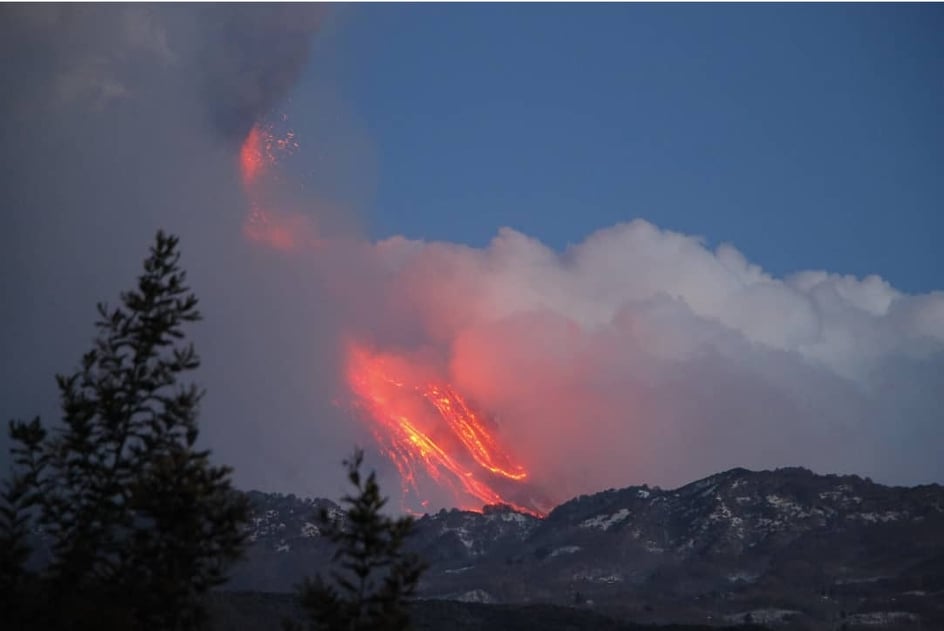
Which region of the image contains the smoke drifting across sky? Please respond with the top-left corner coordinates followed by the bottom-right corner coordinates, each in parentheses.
top-left (1, 6), bottom-right (942, 509)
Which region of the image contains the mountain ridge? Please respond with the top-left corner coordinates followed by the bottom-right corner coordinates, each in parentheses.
top-left (230, 466), bottom-right (944, 629)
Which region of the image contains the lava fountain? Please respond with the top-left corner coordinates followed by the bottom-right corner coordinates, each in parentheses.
top-left (239, 121), bottom-right (314, 251)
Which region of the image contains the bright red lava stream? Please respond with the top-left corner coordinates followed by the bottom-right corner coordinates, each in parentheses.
top-left (345, 344), bottom-right (544, 517)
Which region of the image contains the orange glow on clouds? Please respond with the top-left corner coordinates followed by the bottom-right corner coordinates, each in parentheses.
top-left (242, 205), bottom-right (318, 252)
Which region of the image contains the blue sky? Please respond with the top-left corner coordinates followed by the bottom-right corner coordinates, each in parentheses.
top-left (287, 3), bottom-right (942, 293)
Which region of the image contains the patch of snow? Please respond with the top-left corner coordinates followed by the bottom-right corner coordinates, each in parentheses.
top-left (573, 569), bottom-right (623, 584)
top-left (727, 571), bottom-right (759, 584)
top-left (444, 566), bottom-right (473, 574)
top-left (549, 545), bottom-right (582, 558)
top-left (439, 525), bottom-right (475, 553)
top-left (766, 494), bottom-right (799, 510)
top-left (697, 482), bottom-right (719, 497)
top-left (820, 486), bottom-right (864, 507)
top-left (580, 508), bottom-right (631, 531)
top-left (643, 540), bottom-right (664, 553)
top-left (637, 489), bottom-right (650, 499)
top-left (301, 522), bottom-right (319, 537)
top-left (705, 495), bottom-right (746, 538)
top-left (324, 507), bottom-right (344, 522)
top-left (723, 609), bottom-right (800, 625)
top-left (835, 576), bottom-right (888, 585)
top-left (485, 510), bottom-right (532, 525)
top-left (276, 542), bottom-right (290, 553)
top-left (709, 495), bottom-right (733, 520)
top-left (847, 611), bottom-right (919, 625)
top-left (454, 589), bottom-right (494, 604)
top-left (765, 495), bottom-right (812, 519)
top-left (849, 511), bottom-right (903, 523)
top-left (501, 512), bottom-right (529, 523)
top-left (454, 528), bottom-right (474, 551)
top-left (757, 517), bottom-right (782, 530)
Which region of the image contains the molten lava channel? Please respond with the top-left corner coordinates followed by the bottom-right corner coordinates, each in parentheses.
top-left (345, 344), bottom-right (543, 517)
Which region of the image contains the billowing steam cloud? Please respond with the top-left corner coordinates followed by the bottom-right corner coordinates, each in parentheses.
top-left (2, 6), bottom-right (942, 510)
top-left (325, 224), bottom-right (944, 503)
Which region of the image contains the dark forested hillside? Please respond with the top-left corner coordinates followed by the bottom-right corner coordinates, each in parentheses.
top-left (207, 592), bottom-right (764, 631)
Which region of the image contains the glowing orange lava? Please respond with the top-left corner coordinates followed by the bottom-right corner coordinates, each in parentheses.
top-left (345, 343), bottom-right (542, 516)
top-left (240, 122), bottom-right (298, 187)
top-left (239, 122), bottom-right (311, 252)
top-left (240, 125), bottom-right (265, 185)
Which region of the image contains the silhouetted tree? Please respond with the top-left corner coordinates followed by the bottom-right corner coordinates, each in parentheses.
top-left (1, 231), bottom-right (249, 630)
top-left (0, 418), bottom-right (46, 623)
top-left (296, 449), bottom-right (427, 631)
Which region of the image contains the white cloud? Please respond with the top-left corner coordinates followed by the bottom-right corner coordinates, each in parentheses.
top-left (340, 219), bottom-right (944, 499)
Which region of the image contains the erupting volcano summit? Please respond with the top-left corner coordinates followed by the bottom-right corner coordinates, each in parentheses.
top-left (238, 125), bottom-right (546, 515)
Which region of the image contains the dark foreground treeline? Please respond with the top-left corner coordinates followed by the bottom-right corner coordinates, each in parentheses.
top-left (207, 592), bottom-right (766, 631)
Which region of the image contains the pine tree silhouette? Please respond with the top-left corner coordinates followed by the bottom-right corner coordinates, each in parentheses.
top-left (296, 449), bottom-right (427, 631)
top-left (1, 231), bottom-right (249, 630)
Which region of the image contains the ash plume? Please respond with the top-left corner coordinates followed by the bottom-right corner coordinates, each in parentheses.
top-left (0, 5), bottom-right (357, 498)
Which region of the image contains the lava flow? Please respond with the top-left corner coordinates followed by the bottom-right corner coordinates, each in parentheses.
top-left (345, 343), bottom-right (544, 516)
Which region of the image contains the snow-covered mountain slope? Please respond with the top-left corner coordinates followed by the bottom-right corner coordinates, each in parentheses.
top-left (232, 468), bottom-right (944, 629)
